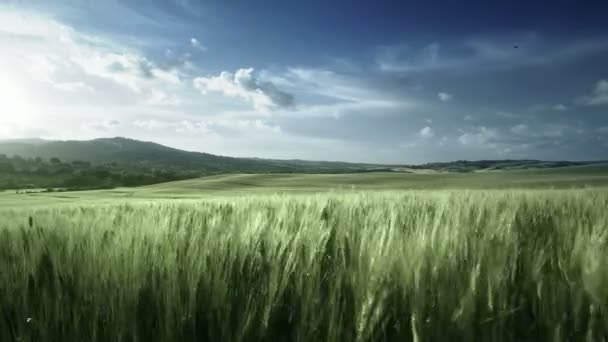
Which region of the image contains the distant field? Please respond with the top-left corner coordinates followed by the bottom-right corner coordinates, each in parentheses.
top-left (1, 166), bottom-right (607, 341)
top-left (1, 164), bottom-right (607, 208)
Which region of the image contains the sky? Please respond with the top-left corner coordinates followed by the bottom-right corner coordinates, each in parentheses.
top-left (0, 0), bottom-right (607, 163)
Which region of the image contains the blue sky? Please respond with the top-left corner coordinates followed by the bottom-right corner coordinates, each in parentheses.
top-left (0, 0), bottom-right (607, 163)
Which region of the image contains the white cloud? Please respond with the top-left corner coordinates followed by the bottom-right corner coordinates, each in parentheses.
top-left (291, 100), bottom-right (403, 119)
top-left (377, 35), bottom-right (608, 74)
top-left (0, 9), bottom-right (405, 160)
top-left (458, 126), bottom-right (498, 146)
top-left (85, 119), bottom-right (121, 132)
top-left (132, 118), bottom-right (280, 135)
top-left (133, 119), bottom-right (171, 130)
top-left (582, 80), bottom-right (608, 106)
top-left (236, 119), bottom-right (281, 133)
top-left (528, 103), bottom-right (571, 114)
top-left (282, 67), bottom-right (406, 105)
top-left (0, 10), bottom-right (69, 40)
top-left (463, 115), bottom-right (474, 121)
top-left (263, 67), bottom-right (414, 118)
top-left (510, 124), bottom-right (529, 135)
top-left (418, 126), bottom-right (434, 138)
top-left (0, 9), bottom-right (193, 141)
top-left (377, 42), bottom-right (444, 73)
top-left (438, 92), bottom-right (453, 102)
top-left (27, 55), bottom-right (95, 92)
top-left (145, 89), bottom-right (181, 106)
top-left (134, 119), bottom-right (217, 135)
top-left (70, 51), bottom-right (181, 92)
top-left (54, 81), bottom-right (95, 92)
top-left (553, 104), bottom-right (567, 111)
top-left (2, 9), bottom-right (181, 94)
top-left (193, 68), bottom-right (294, 112)
top-left (190, 37), bottom-right (206, 51)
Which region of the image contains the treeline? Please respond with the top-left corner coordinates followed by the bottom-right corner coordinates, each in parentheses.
top-left (409, 160), bottom-right (590, 172)
top-left (0, 154), bottom-right (202, 190)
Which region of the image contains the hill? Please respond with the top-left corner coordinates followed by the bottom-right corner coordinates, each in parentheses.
top-left (411, 159), bottom-right (605, 172)
top-left (0, 137), bottom-right (606, 190)
top-left (0, 137), bottom-right (293, 172)
top-left (1, 137), bottom-right (605, 172)
top-left (0, 137), bottom-right (395, 190)
top-left (0, 137), bottom-right (399, 173)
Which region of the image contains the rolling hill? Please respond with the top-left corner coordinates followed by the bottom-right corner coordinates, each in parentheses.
top-left (1, 137), bottom-right (606, 173)
top-left (0, 137), bottom-right (391, 173)
top-left (0, 137), bottom-right (606, 191)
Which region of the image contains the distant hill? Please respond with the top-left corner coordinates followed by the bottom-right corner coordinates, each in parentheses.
top-left (0, 137), bottom-right (385, 174)
top-left (410, 159), bottom-right (607, 172)
top-left (0, 137), bottom-right (605, 174)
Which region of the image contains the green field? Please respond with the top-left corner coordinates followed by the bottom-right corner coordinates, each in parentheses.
top-left (2, 163), bottom-right (607, 208)
top-left (1, 167), bottom-right (608, 341)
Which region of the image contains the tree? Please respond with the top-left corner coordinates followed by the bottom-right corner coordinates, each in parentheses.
top-left (50, 157), bottom-right (61, 164)
top-left (0, 162), bottom-right (14, 173)
top-left (72, 160), bottom-right (91, 168)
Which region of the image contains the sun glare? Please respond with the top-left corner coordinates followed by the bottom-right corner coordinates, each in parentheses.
top-left (0, 64), bottom-right (37, 129)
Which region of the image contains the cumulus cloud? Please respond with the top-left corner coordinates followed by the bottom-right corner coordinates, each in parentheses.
top-left (79, 52), bottom-right (181, 91)
top-left (193, 68), bottom-right (294, 111)
top-left (2, 10), bottom-right (181, 95)
top-left (458, 126), bottom-right (498, 146)
top-left (582, 80), bottom-right (608, 106)
top-left (0, 9), bottom-right (193, 141)
top-left (418, 126), bottom-right (434, 138)
top-left (438, 92), bottom-right (453, 102)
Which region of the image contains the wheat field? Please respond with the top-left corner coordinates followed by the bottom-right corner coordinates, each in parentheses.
top-left (1, 189), bottom-right (607, 341)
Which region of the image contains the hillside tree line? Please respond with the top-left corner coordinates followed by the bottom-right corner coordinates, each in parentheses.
top-left (0, 154), bottom-right (202, 190)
